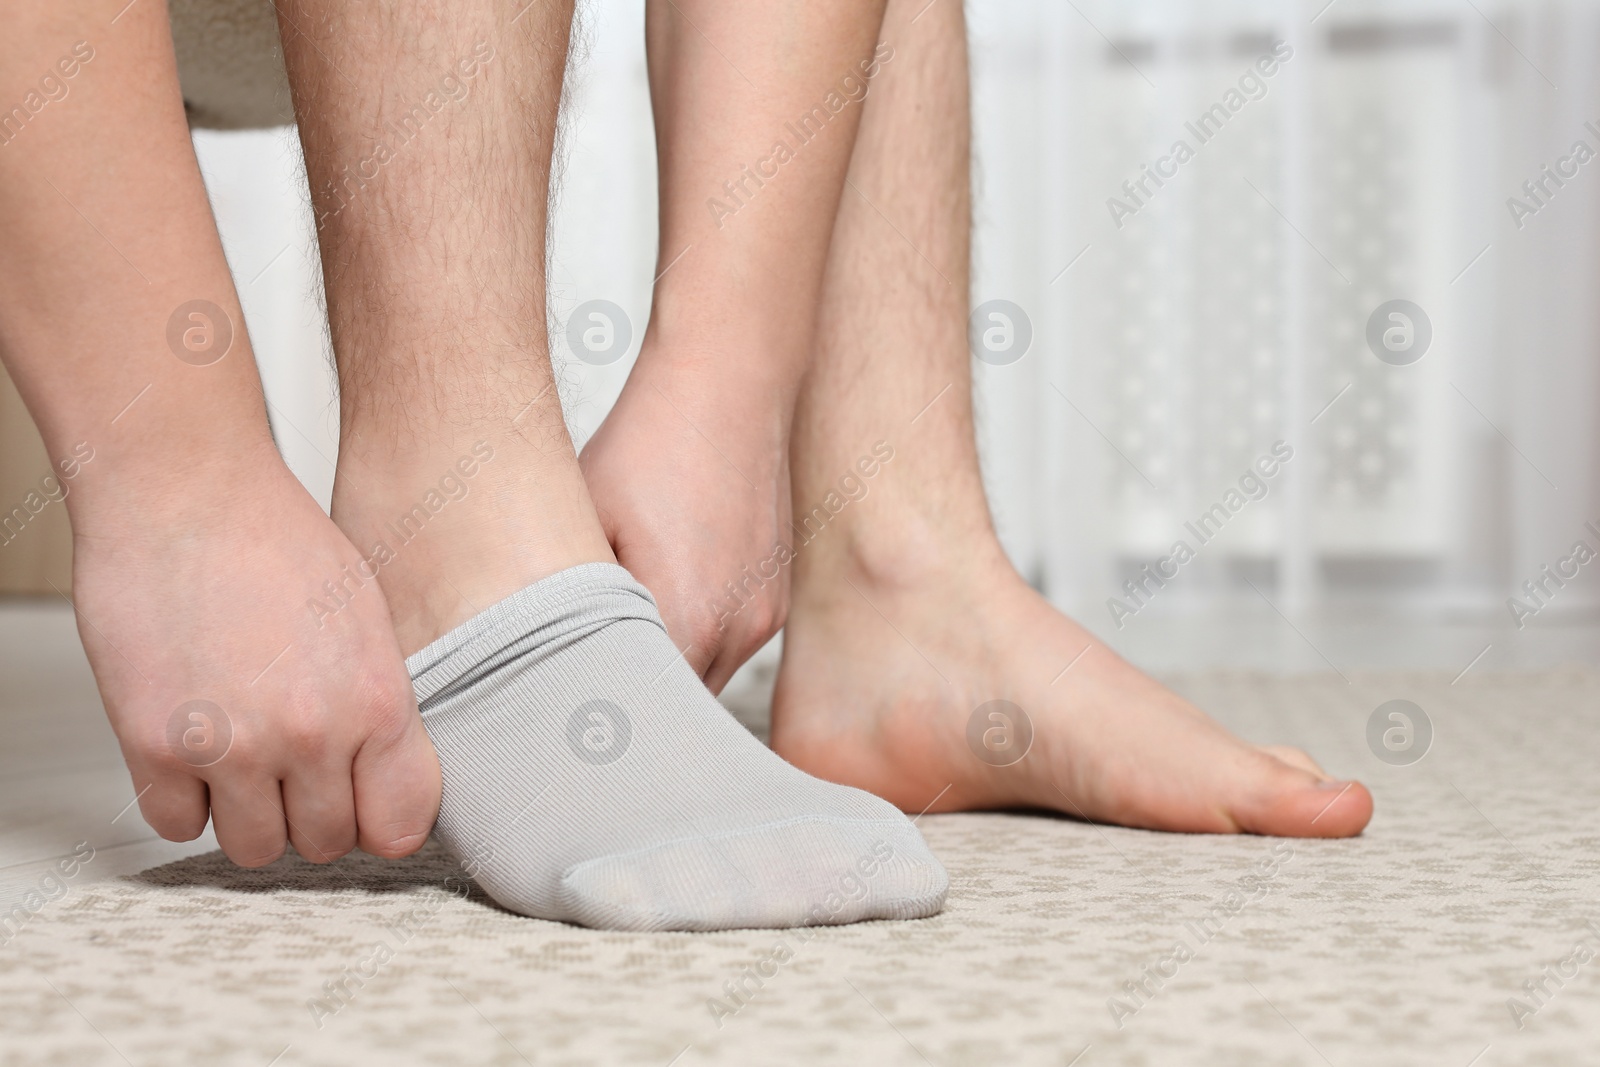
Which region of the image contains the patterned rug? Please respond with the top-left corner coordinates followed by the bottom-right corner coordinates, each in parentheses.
top-left (3, 669), bottom-right (1597, 1066)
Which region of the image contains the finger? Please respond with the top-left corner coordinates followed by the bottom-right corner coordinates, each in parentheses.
top-left (208, 775), bottom-right (290, 868)
top-left (671, 604), bottom-right (730, 692)
top-left (701, 614), bottom-right (779, 696)
top-left (702, 647), bottom-right (739, 697)
top-left (689, 638), bottom-right (724, 689)
top-left (281, 765), bottom-right (358, 864)
top-left (352, 713), bottom-right (440, 859)
top-left (130, 768), bottom-right (210, 842)
top-left (626, 575), bottom-right (717, 682)
top-left (697, 584), bottom-right (787, 695)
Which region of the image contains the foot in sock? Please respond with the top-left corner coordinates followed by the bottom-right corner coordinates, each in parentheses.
top-left (407, 562), bottom-right (948, 932)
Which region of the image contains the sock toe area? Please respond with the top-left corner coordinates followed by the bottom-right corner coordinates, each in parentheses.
top-left (557, 815), bottom-right (949, 932)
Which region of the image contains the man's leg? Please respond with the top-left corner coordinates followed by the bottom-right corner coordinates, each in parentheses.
top-left (275, 0), bottom-right (608, 647)
top-left (770, 0), bottom-right (1372, 837)
top-left (274, 0), bottom-right (945, 929)
top-left (581, 0), bottom-right (889, 693)
top-left (0, 0), bottom-right (438, 867)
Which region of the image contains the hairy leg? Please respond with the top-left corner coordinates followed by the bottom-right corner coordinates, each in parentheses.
top-left (770, 0), bottom-right (1372, 838)
top-left (274, 0), bottom-right (945, 929)
top-left (580, 0), bottom-right (889, 692)
top-left (0, 0), bottom-right (437, 866)
top-left (274, 0), bottom-right (612, 650)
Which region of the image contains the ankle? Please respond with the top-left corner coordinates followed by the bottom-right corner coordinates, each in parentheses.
top-left (791, 503), bottom-right (1015, 613)
top-left (332, 435), bottom-right (613, 653)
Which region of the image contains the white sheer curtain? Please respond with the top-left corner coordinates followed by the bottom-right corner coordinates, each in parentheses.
top-left (967, 0), bottom-right (1600, 632)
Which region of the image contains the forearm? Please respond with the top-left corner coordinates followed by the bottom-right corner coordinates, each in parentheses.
top-left (642, 0), bottom-right (890, 410)
top-left (0, 1), bottom-right (278, 531)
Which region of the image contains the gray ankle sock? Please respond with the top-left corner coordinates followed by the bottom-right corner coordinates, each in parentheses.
top-left (407, 562), bottom-right (948, 931)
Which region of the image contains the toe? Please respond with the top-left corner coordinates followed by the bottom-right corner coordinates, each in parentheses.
top-left (1257, 744), bottom-right (1329, 780)
top-left (1230, 751), bottom-right (1373, 838)
top-left (558, 816), bottom-right (949, 931)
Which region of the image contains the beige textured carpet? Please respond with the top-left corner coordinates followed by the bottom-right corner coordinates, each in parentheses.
top-left (4, 670), bottom-right (1598, 1066)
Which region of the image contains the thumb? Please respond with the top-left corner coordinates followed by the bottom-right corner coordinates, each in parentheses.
top-left (352, 706), bottom-right (440, 859)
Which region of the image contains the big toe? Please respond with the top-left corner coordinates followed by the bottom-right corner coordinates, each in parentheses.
top-left (1257, 744), bottom-right (1328, 779)
top-left (1230, 752), bottom-right (1373, 838)
top-left (558, 815), bottom-right (950, 932)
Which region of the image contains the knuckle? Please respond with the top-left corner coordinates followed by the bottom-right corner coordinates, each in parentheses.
top-left (139, 745), bottom-right (193, 778)
top-left (212, 743), bottom-right (267, 778)
top-left (125, 723), bottom-right (185, 773)
top-left (351, 671), bottom-right (419, 739)
top-left (749, 600), bottom-right (787, 643)
top-left (281, 707), bottom-right (337, 764)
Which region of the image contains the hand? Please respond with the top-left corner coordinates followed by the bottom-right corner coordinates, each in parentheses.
top-left (581, 356), bottom-right (792, 694)
top-left (69, 446), bottom-right (440, 866)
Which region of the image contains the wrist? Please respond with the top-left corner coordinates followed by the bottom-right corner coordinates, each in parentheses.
top-left (635, 317), bottom-right (808, 408)
top-left (62, 432), bottom-right (293, 541)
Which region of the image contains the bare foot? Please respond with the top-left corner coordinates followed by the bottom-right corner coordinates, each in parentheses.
top-left (771, 548), bottom-right (1373, 838)
top-left (582, 348), bottom-right (794, 694)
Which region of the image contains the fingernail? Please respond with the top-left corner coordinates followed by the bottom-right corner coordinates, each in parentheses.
top-left (1317, 779), bottom-right (1355, 791)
